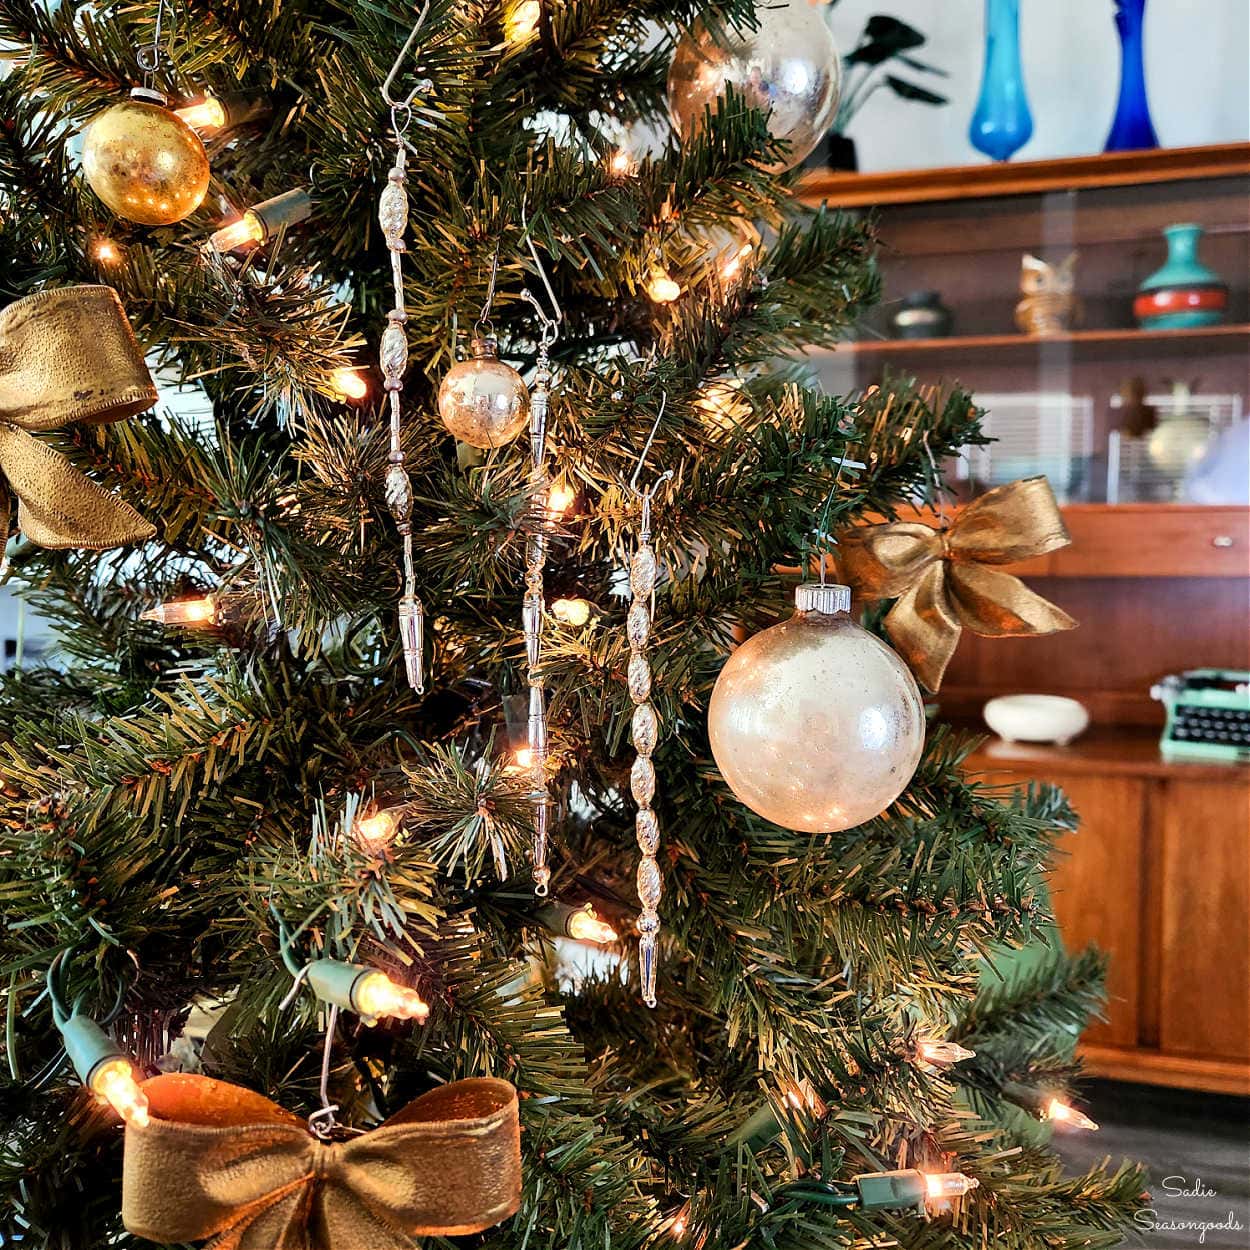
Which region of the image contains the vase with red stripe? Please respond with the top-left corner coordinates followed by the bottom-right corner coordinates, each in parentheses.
top-left (1135, 223), bottom-right (1228, 330)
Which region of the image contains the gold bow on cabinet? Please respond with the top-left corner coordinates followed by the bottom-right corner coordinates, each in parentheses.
top-left (122, 1073), bottom-right (522, 1250)
top-left (0, 285), bottom-right (156, 551)
top-left (837, 477), bottom-right (1077, 693)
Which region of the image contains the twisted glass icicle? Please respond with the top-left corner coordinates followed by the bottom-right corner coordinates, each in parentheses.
top-left (524, 341), bottom-right (553, 895)
top-left (377, 139), bottom-right (424, 692)
top-left (628, 503), bottom-right (662, 1006)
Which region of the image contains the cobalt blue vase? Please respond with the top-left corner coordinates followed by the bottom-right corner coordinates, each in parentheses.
top-left (1105, 0), bottom-right (1159, 151)
top-left (969, 0), bottom-right (1033, 162)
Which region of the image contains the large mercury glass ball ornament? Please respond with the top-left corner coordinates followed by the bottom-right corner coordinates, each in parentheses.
top-left (81, 89), bottom-right (210, 226)
top-left (708, 583), bottom-right (925, 833)
top-left (437, 335), bottom-right (530, 449)
top-left (667, 0), bottom-right (842, 174)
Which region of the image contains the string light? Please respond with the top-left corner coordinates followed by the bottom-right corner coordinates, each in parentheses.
top-left (916, 1039), bottom-right (976, 1066)
top-left (353, 806), bottom-right (400, 853)
top-left (607, 148), bottom-right (635, 177)
top-left (174, 94), bottom-right (227, 132)
top-left (505, 0), bottom-right (541, 43)
top-left (566, 905), bottom-right (617, 945)
top-left (330, 367), bottom-right (369, 401)
top-left (56, 1014), bottom-right (150, 1127)
top-left (513, 746), bottom-right (534, 770)
top-left (923, 1171), bottom-right (980, 1201)
top-left (551, 597), bottom-right (592, 627)
top-left (719, 241), bottom-right (752, 282)
top-left (351, 970), bottom-right (429, 1024)
top-left (306, 959), bottom-right (429, 1026)
top-left (90, 1056), bottom-right (151, 1127)
top-left (90, 236), bottom-right (123, 266)
top-left (695, 379), bottom-right (749, 430)
top-left (140, 595), bottom-right (218, 627)
top-left (853, 1167), bottom-right (978, 1213)
top-left (208, 188), bottom-right (312, 254)
top-left (547, 480), bottom-right (576, 516)
top-left (667, 1202), bottom-right (691, 1240)
top-left (1044, 1097), bottom-right (1099, 1131)
top-left (780, 1076), bottom-right (826, 1115)
top-left (646, 270), bottom-right (682, 304)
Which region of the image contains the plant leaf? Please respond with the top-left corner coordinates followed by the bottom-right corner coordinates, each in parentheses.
top-left (884, 75), bottom-right (949, 106)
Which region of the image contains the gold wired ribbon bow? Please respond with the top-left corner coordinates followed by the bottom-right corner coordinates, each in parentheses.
top-left (122, 1073), bottom-right (522, 1250)
top-left (0, 285), bottom-right (156, 551)
top-left (836, 476), bottom-right (1077, 693)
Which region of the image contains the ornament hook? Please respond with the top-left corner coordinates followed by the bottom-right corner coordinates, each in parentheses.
top-left (136, 0), bottom-right (172, 80)
top-left (474, 242), bottom-right (502, 339)
top-left (381, 0), bottom-right (434, 151)
top-left (518, 198), bottom-right (563, 351)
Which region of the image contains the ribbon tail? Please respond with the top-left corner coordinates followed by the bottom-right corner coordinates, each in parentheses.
top-left (0, 423), bottom-right (155, 549)
top-left (947, 564), bottom-right (1078, 638)
top-left (883, 563), bottom-right (961, 693)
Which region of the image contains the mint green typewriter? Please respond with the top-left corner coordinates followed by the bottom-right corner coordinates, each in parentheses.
top-left (1151, 669), bottom-right (1250, 763)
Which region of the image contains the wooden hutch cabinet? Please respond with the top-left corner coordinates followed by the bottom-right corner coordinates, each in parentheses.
top-left (799, 146), bottom-right (1250, 1095)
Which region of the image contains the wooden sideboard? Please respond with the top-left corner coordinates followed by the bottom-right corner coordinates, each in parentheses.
top-left (965, 732), bottom-right (1250, 1096)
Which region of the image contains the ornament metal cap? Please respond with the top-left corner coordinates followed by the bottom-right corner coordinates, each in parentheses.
top-left (129, 85), bottom-right (170, 106)
top-left (470, 334), bottom-right (499, 360)
top-left (794, 582), bottom-right (851, 614)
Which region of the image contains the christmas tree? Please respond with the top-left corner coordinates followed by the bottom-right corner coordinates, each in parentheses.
top-left (0, 2), bottom-right (1144, 1248)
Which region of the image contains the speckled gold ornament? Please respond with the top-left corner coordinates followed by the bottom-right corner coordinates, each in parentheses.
top-left (708, 583), bottom-right (925, 833)
top-left (437, 335), bottom-right (529, 448)
top-left (81, 94), bottom-right (209, 226)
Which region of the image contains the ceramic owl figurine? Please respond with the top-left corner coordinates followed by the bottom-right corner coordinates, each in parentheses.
top-left (1015, 253), bottom-right (1081, 335)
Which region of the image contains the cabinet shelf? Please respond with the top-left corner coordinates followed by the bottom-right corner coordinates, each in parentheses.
top-left (797, 142), bottom-right (1250, 208)
top-left (832, 323), bottom-right (1250, 357)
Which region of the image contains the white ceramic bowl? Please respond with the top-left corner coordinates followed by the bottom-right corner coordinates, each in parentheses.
top-left (983, 694), bottom-right (1090, 746)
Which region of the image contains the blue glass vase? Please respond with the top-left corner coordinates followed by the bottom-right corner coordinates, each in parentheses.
top-left (969, 0), bottom-right (1033, 162)
top-left (1105, 0), bottom-right (1159, 151)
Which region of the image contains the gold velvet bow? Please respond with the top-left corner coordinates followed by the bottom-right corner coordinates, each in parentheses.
top-left (122, 1073), bottom-right (522, 1250)
top-left (837, 477), bottom-right (1077, 692)
top-left (0, 285), bottom-right (156, 551)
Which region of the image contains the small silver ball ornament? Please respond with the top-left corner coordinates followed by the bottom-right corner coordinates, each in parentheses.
top-left (708, 583), bottom-right (925, 833)
top-left (437, 335), bottom-right (530, 449)
top-left (667, 0), bottom-right (842, 174)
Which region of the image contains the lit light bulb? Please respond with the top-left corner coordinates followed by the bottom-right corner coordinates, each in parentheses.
top-left (208, 211), bottom-right (265, 254)
top-left (140, 595), bottom-right (218, 627)
top-left (646, 270), bottom-right (681, 304)
top-left (695, 379), bottom-right (748, 430)
top-left (923, 1171), bottom-right (979, 1202)
top-left (551, 597), bottom-right (592, 627)
top-left (505, 0), bottom-right (541, 43)
top-left (608, 148), bottom-right (635, 177)
top-left (353, 807), bottom-right (400, 852)
top-left (547, 481), bottom-right (576, 515)
top-left (91, 236), bottom-right (122, 265)
top-left (330, 367), bottom-right (369, 400)
top-left (1045, 1097), bottom-right (1099, 1131)
top-left (175, 95), bottom-right (227, 132)
top-left (352, 970), bottom-right (430, 1024)
top-left (917, 1039), bottom-right (976, 1066)
top-left (719, 242), bottom-right (752, 282)
top-left (89, 1056), bottom-right (150, 1128)
top-left (566, 905), bottom-right (617, 945)
top-left (779, 1076), bottom-right (826, 1116)
top-left (513, 746), bottom-right (534, 770)
top-left (667, 1203), bottom-right (691, 1240)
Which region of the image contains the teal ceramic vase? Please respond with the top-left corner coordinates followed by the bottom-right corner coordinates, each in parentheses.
top-left (1134, 224), bottom-right (1228, 330)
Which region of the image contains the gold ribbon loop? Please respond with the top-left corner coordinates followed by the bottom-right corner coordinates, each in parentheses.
top-left (122, 1073), bottom-right (522, 1250)
top-left (0, 285), bottom-right (157, 550)
top-left (838, 477), bottom-right (1077, 692)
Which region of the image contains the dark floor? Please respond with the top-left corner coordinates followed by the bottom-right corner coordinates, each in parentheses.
top-left (1054, 1080), bottom-right (1249, 1249)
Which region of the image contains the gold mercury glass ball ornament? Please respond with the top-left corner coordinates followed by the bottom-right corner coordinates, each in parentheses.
top-left (667, 0), bottom-right (842, 174)
top-left (81, 88), bottom-right (210, 226)
top-left (708, 583), bottom-right (925, 833)
top-left (437, 335), bottom-right (530, 449)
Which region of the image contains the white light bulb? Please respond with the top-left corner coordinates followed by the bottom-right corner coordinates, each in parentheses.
top-left (352, 970), bottom-right (429, 1024)
top-left (1045, 1097), bottom-right (1099, 1131)
top-left (90, 1057), bottom-right (150, 1127)
top-left (567, 906), bottom-right (617, 945)
top-left (924, 1171), bottom-right (979, 1201)
top-left (917, 1039), bottom-right (976, 1066)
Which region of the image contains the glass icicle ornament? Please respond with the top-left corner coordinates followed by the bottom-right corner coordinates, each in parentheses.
top-left (376, 70), bottom-right (429, 694)
top-left (626, 479), bottom-right (669, 1007)
top-left (667, 0), bottom-right (843, 174)
top-left (708, 583), bottom-right (925, 833)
